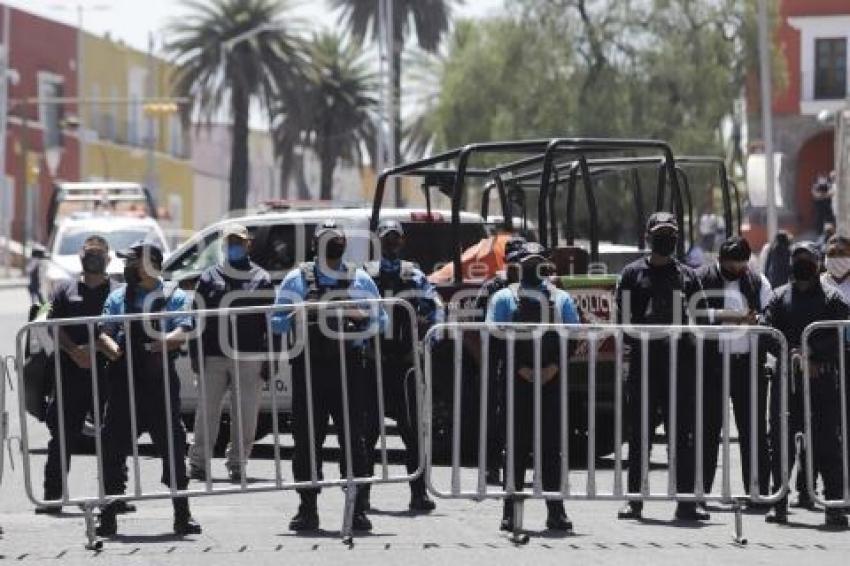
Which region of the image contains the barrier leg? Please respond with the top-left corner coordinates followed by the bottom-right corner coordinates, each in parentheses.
top-left (341, 484), bottom-right (357, 546)
top-left (82, 503), bottom-right (102, 551)
top-left (732, 499), bottom-right (747, 545)
top-left (511, 498), bottom-right (529, 545)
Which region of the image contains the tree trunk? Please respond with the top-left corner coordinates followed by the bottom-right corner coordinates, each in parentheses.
top-left (392, 29), bottom-right (404, 207)
top-left (296, 150), bottom-right (310, 200)
top-left (229, 85), bottom-right (250, 212)
top-left (319, 151), bottom-right (335, 201)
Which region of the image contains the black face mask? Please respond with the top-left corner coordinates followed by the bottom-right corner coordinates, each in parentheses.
top-left (650, 233), bottom-right (677, 257)
top-left (792, 260), bottom-right (818, 282)
top-left (383, 246), bottom-right (401, 260)
top-left (521, 263), bottom-right (543, 286)
top-left (325, 240), bottom-right (346, 260)
top-left (81, 252), bottom-right (107, 274)
top-left (123, 264), bottom-right (141, 287)
top-left (720, 266), bottom-right (743, 281)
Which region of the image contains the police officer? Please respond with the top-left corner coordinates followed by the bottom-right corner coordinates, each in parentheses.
top-left (39, 235), bottom-right (122, 513)
top-left (272, 220), bottom-right (384, 532)
top-left (763, 241), bottom-right (849, 527)
top-left (361, 219), bottom-right (440, 512)
top-left (95, 240), bottom-right (201, 537)
top-left (474, 235), bottom-right (526, 484)
top-left (487, 242), bottom-right (579, 532)
top-left (616, 212), bottom-right (707, 521)
top-left (189, 223), bottom-right (273, 483)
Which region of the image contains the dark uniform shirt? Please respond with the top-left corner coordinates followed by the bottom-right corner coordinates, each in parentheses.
top-left (49, 279), bottom-right (113, 346)
top-left (193, 260), bottom-right (274, 356)
top-left (762, 281), bottom-right (850, 362)
top-left (615, 256), bottom-right (703, 325)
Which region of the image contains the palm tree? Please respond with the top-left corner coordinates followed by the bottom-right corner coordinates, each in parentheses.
top-left (166, 0), bottom-right (302, 212)
top-left (331, 0), bottom-right (454, 202)
top-left (274, 32), bottom-right (377, 201)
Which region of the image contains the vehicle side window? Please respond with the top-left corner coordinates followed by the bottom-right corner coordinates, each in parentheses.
top-left (166, 230), bottom-right (222, 276)
top-left (249, 223), bottom-right (316, 279)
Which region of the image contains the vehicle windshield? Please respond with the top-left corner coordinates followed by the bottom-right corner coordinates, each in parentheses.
top-left (56, 227), bottom-right (164, 255)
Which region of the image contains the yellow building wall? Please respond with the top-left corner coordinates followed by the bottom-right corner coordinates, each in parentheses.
top-left (80, 32), bottom-right (192, 231)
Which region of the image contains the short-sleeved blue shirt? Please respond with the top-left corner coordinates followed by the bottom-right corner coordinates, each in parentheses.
top-left (271, 264), bottom-right (387, 335)
top-left (486, 282), bottom-right (580, 324)
top-left (101, 280), bottom-right (193, 341)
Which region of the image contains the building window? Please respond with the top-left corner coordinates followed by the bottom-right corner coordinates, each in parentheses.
top-left (814, 37), bottom-right (847, 100)
top-left (37, 72), bottom-right (64, 148)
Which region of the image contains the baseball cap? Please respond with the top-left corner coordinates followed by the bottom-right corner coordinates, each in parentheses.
top-left (314, 219), bottom-right (345, 241)
top-left (791, 240), bottom-right (820, 260)
top-left (222, 223), bottom-right (251, 241)
top-left (516, 242), bottom-right (548, 263)
top-left (117, 239), bottom-right (164, 264)
top-left (376, 219), bottom-right (404, 238)
top-left (646, 211), bottom-right (678, 233)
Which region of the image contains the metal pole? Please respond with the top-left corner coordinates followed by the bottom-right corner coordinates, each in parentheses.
top-left (0, 4), bottom-right (10, 277)
top-left (837, 101), bottom-right (850, 232)
top-left (77, 4), bottom-right (85, 182)
top-left (145, 31), bottom-right (157, 199)
top-left (758, 0), bottom-right (777, 241)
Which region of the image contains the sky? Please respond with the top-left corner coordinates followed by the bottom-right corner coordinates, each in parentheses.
top-left (4, 0), bottom-right (507, 53)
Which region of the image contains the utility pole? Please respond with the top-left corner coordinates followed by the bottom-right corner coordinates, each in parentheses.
top-left (836, 99), bottom-right (850, 233)
top-left (145, 31), bottom-right (157, 199)
top-left (0, 4), bottom-right (10, 276)
top-left (757, 0), bottom-right (777, 241)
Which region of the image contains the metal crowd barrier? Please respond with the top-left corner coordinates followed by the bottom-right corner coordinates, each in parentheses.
top-left (1, 356), bottom-right (11, 487)
top-left (801, 321), bottom-right (850, 511)
top-left (422, 322), bottom-right (789, 544)
top-left (11, 298), bottom-right (424, 549)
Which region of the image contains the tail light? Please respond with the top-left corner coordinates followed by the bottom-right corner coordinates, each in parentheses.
top-left (410, 211), bottom-right (444, 222)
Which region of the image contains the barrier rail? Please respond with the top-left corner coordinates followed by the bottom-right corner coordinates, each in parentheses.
top-left (12, 298), bottom-right (423, 549)
top-left (422, 322), bottom-right (789, 544)
top-left (801, 321), bottom-right (850, 511)
top-left (1, 356), bottom-right (11, 486)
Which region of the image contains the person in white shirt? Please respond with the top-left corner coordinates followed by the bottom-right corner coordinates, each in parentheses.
top-left (696, 236), bottom-right (773, 505)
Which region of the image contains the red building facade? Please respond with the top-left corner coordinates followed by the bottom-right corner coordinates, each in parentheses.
top-left (1, 5), bottom-right (80, 243)
top-left (748, 0), bottom-right (849, 242)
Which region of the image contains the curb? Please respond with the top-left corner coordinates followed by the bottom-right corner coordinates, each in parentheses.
top-left (0, 277), bottom-right (28, 289)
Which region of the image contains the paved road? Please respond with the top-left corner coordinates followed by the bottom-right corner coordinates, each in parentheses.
top-left (0, 287), bottom-right (848, 565)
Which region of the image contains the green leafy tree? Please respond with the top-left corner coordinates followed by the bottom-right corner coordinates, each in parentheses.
top-left (167, 0), bottom-right (302, 211)
top-left (274, 32), bottom-right (377, 201)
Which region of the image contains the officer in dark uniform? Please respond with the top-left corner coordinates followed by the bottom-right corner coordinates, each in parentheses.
top-left (95, 241), bottom-right (201, 537)
top-left (696, 236), bottom-right (772, 502)
top-left (361, 219), bottom-right (440, 512)
top-left (39, 235), bottom-right (121, 513)
top-left (487, 242), bottom-right (579, 532)
top-left (616, 212), bottom-right (707, 521)
top-left (762, 241), bottom-right (849, 527)
top-left (272, 220), bottom-right (385, 532)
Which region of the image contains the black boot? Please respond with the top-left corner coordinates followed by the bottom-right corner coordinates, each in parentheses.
top-left (351, 510), bottom-right (373, 532)
top-left (500, 500), bottom-right (515, 532)
top-left (173, 498), bottom-right (202, 536)
top-left (289, 499), bottom-right (320, 532)
top-left (825, 509), bottom-right (849, 528)
top-left (617, 501), bottom-right (643, 520)
top-left (360, 485), bottom-right (372, 512)
top-left (675, 502), bottom-right (710, 521)
top-left (765, 500), bottom-right (788, 524)
top-left (95, 505), bottom-right (118, 538)
top-left (546, 502), bottom-right (573, 532)
top-left (409, 484), bottom-right (436, 513)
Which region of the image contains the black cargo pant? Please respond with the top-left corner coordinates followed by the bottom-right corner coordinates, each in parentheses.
top-left (703, 352), bottom-right (770, 496)
top-left (363, 353), bottom-right (425, 497)
top-left (43, 355), bottom-right (107, 500)
top-left (100, 351), bottom-right (189, 514)
top-left (290, 341), bottom-right (370, 510)
top-left (504, 376), bottom-right (564, 514)
top-left (625, 339), bottom-right (696, 497)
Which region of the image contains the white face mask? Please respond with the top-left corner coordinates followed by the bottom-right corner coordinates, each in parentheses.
top-left (825, 256), bottom-right (850, 280)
